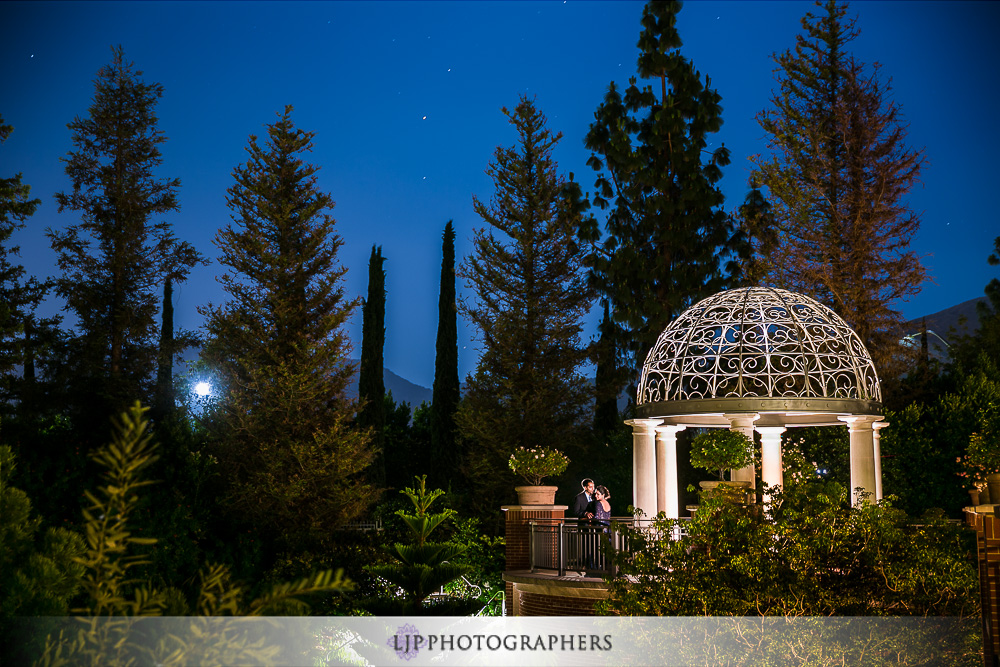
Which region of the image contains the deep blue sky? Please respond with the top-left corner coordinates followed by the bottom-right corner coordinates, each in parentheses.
top-left (3, 1), bottom-right (998, 389)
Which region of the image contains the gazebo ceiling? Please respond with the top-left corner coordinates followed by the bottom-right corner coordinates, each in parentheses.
top-left (635, 287), bottom-right (882, 425)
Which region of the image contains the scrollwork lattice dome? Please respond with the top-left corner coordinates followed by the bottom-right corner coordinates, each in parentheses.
top-left (638, 287), bottom-right (881, 406)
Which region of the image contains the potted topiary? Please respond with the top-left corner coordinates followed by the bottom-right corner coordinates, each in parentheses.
top-left (689, 430), bottom-right (755, 503)
top-left (508, 446), bottom-right (570, 505)
top-left (968, 430), bottom-right (1000, 504)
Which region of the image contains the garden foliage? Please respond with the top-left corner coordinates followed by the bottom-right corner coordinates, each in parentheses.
top-left (30, 403), bottom-right (353, 666)
top-left (600, 442), bottom-right (978, 619)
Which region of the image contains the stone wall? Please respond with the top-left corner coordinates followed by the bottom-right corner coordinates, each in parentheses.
top-left (966, 508), bottom-right (1000, 667)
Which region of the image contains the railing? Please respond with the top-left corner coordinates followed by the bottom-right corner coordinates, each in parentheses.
top-left (527, 517), bottom-right (691, 577)
top-left (338, 517), bottom-right (383, 532)
top-left (432, 563), bottom-right (506, 616)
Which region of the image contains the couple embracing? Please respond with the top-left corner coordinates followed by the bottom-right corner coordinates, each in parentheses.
top-left (571, 478), bottom-right (611, 525)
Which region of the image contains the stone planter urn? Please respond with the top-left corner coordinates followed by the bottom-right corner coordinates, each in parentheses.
top-left (515, 485), bottom-right (558, 505)
top-left (699, 480), bottom-right (752, 504)
top-left (969, 488), bottom-right (981, 506)
top-left (988, 473), bottom-right (1000, 505)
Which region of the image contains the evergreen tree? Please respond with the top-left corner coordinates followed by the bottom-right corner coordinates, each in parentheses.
top-left (153, 252), bottom-right (205, 421)
top-left (358, 244), bottom-right (386, 489)
top-left (383, 394), bottom-right (427, 491)
top-left (582, 0), bottom-right (744, 393)
top-left (731, 183), bottom-right (778, 288)
top-left (429, 221), bottom-right (459, 489)
top-left (592, 301), bottom-right (621, 439)
top-left (753, 0), bottom-right (926, 376)
top-left (49, 46), bottom-right (204, 421)
top-left (951, 236), bottom-right (1000, 371)
top-left (456, 96), bottom-right (593, 511)
top-left (363, 476), bottom-right (479, 615)
top-left (0, 444), bottom-right (85, 664)
top-left (0, 116), bottom-right (55, 413)
top-left (200, 106), bottom-right (376, 551)
top-left (154, 277), bottom-right (174, 419)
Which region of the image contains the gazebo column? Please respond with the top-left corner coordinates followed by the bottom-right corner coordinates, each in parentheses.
top-left (655, 425), bottom-right (686, 519)
top-left (838, 415), bottom-right (883, 506)
top-left (873, 421), bottom-right (888, 501)
top-left (724, 413), bottom-right (760, 492)
top-left (756, 426), bottom-right (786, 504)
top-left (625, 419), bottom-right (662, 521)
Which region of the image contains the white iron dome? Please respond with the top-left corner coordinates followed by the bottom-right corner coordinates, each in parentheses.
top-left (636, 287), bottom-right (882, 421)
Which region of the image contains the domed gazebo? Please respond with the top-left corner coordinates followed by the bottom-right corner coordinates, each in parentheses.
top-left (626, 287), bottom-right (886, 519)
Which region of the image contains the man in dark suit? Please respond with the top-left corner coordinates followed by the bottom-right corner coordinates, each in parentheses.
top-left (572, 478), bottom-right (595, 520)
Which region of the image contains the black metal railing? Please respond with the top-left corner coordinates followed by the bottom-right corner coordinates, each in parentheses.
top-left (527, 517), bottom-right (690, 577)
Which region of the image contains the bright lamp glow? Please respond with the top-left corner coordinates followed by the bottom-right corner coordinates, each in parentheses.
top-left (194, 381), bottom-right (212, 397)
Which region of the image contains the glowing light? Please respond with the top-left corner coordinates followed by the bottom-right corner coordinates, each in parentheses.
top-left (194, 381), bottom-right (212, 397)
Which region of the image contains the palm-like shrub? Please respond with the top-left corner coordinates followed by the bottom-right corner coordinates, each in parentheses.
top-left (364, 476), bottom-right (480, 615)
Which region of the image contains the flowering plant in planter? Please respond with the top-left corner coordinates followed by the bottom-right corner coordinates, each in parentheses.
top-left (957, 454), bottom-right (987, 490)
top-left (508, 446), bottom-right (569, 486)
top-left (690, 430), bottom-right (754, 481)
top-left (968, 430), bottom-right (1000, 477)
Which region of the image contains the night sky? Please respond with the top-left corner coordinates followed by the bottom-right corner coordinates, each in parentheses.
top-left (3, 1), bottom-right (998, 389)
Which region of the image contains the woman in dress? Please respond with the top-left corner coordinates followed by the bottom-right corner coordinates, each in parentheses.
top-left (593, 486), bottom-right (611, 526)
top-left (586, 486), bottom-right (612, 571)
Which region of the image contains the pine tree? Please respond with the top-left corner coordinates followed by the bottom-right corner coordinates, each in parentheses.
top-left (200, 106), bottom-right (376, 550)
top-left (752, 0), bottom-right (926, 376)
top-left (456, 96), bottom-right (593, 510)
top-left (49, 46), bottom-right (204, 420)
top-left (731, 183), bottom-right (778, 287)
top-left (363, 476), bottom-right (479, 615)
top-left (358, 244), bottom-right (386, 489)
top-left (0, 116), bottom-right (55, 412)
top-left (583, 0), bottom-right (744, 393)
top-left (950, 236), bottom-right (1000, 371)
top-left (429, 221), bottom-right (459, 489)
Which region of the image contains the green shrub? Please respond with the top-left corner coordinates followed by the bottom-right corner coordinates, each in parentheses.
top-left (689, 430), bottom-right (754, 480)
top-left (32, 403), bottom-right (353, 666)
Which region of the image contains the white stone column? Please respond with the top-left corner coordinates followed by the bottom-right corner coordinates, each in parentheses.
top-left (724, 413), bottom-right (760, 492)
top-left (838, 415), bottom-right (883, 506)
top-left (625, 419), bottom-right (662, 522)
top-left (873, 421), bottom-right (888, 501)
top-left (655, 425), bottom-right (686, 519)
top-left (756, 426), bottom-right (786, 505)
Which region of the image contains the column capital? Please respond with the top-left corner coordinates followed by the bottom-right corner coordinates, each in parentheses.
top-left (723, 413), bottom-right (761, 429)
top-left (625, 418), bottom-right (663, 434)
top-left (837, 415), bottom-right (883, 431)
top-left (654, 424), bottom-right (687, 435)
top-left (873, 421), bottom-right (889, 432)
top-left (755, 426), bottom-right (787, 437)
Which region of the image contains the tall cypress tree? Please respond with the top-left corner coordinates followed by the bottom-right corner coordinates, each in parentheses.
top-left (593, 301), bottom-right (621, 439)
top-left (429, 221), bottom-right (459, 488)
top-left (50, 46), bottom-right (204, 421)
top-left (358, 244), bottom-right (386, 489)
top-left (200, 106), bottom-right (376, 550)
top-left (456, 96), bottom-right (594, 512)
top-left (753, 0), bottom-right (925, 376)
top-left (153, 276), bottom-right (174, 419)
top-left (583, 1), bottom-right (744, 395)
